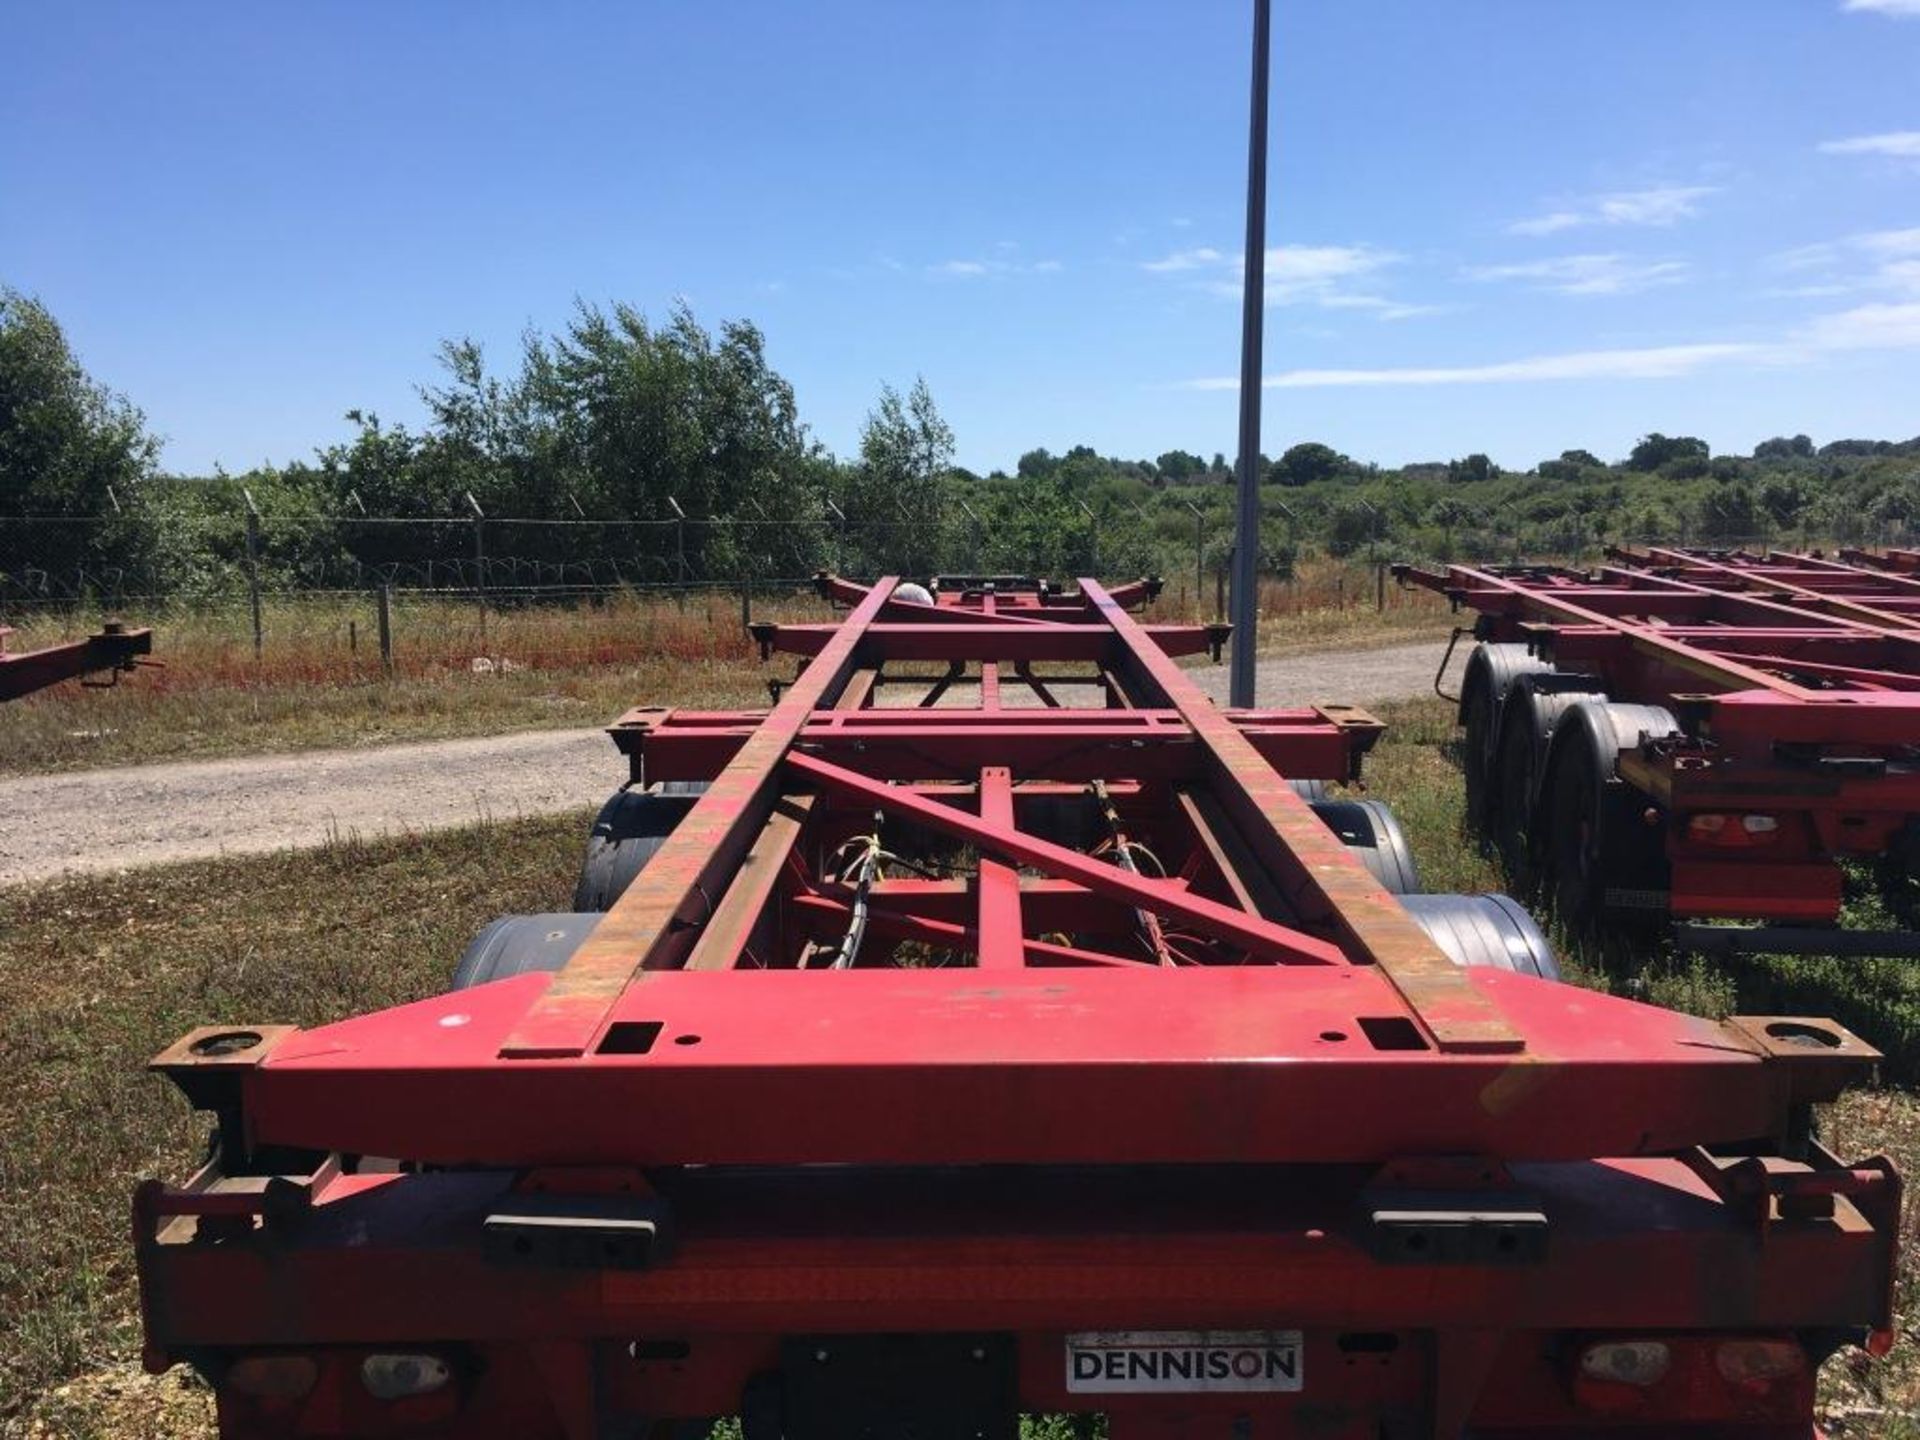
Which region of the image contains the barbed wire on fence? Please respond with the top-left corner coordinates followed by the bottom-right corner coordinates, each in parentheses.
top-left (4, 501), bottom-right (1916, 616)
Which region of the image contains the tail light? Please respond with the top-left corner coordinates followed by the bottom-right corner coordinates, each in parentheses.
top-left (227, 1355), bottom-right (320, 1400)
top-left (1573, 1334), bottom-right (1810, 1421)
top-left (1716, 1338), bottom-right (1805, 1386)
top-left (1687, 813), bottom-right (1779, 847)
top-left (1578, 1340), bottom-right (1671, 1386)
top-left (361, 1353), bottom-right (454, 1400)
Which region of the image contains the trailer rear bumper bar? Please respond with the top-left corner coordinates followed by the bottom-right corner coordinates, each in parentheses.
top-left (136, 1151), bottom-right (1897, 1438)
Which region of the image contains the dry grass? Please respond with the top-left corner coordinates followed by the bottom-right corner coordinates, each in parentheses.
top-left (0, 591), bottom-right (802, 776)
top-left (1, 569), bottom-right (1451, 777)
top-left (0, 814), bottom-right (590, 1433)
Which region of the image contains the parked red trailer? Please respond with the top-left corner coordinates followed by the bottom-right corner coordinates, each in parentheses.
top-left (135, 574), bottom-right (1897, 1438)
top-left (1398, 550), bottom-right (1920, 955)
top-left (0, 618), bottom-right (150, 700)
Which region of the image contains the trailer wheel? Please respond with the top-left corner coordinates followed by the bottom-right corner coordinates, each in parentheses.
top-left (1539, 701), bottom-right (1678, 935)
top-left (1286, 777), bottom-right (1331, 803)
top-left (1399, 892), bottom-right (1561, 980)
top-left (1489, 676), bottom-right (1606, 894)
top-left (1310, 799), bottom-right (1422, 894)
top-left (1459, 643), bottom-right (1552, 830)
top-left (572, 782), bottom-right (710, 912)
top-left (452, 912), bottom-right (596, 989)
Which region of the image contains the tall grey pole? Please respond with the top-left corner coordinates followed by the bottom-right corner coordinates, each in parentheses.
top-left (1228, 0), bottom-right (1272, 708)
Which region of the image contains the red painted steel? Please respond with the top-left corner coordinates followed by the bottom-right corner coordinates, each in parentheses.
top-left (0, 620), bottom-right (150, 700)
top-left (134, 573), bottom-right (1897, 1437)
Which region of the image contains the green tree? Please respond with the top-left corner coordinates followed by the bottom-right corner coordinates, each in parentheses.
top-left (853, 377), bottom-right (955, 576)
top-left (0, 288), bottom-right (159, 592)
top-left (1449, 453), bottom-right (1497, 484)
top-left (1271, 442), bottom-right (1350, 488)
top-left (1155, 449), bottom-right (1205, 483)
top-left (1753, 434), bottom-right (1814, 461)
top-left (1626, 433), bottom-right (1709, 472)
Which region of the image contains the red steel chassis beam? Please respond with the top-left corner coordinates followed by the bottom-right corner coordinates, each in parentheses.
top-left (0, 619), bottom-right (150, 700)
top-left (134, 574), bottom-right (1898, 1438)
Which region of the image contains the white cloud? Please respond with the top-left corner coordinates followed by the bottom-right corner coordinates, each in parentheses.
top-left (1173, 282), bottom-right (1920, 391)
top-left (1145, 242), bottom-right (1433, 319)
top-left (1179, 343), bottom-right (1760, 391)
top-left (1508, 185), bottom-right (1719, 236)
top-left (1803, 301), bottom-right (1920, 349)
top-left (1141, 246), bottom-right (1226, 273)
top-left (927, 255), bottom-right (1063, 279)
top-left (1843, 0), bottom-right (1920, 14)
top-left (1764, 227), bottom-right (1920, 297)
top-left (1465, 253), bottom-right (1691, 296)
top-left (1509, 211), bottom-right (1584, 237)
top-left (1819, 131), bottom-right (1920, 158)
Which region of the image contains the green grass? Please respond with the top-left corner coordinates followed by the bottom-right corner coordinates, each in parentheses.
top-left (2, 695), bottom-right (1914, 1436)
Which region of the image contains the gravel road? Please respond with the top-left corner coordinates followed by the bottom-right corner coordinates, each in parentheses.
top-left (0, 638), bottom-right (1447, 887)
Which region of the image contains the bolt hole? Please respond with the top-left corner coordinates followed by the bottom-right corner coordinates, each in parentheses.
top-left (1319, 1029), bottom-right (1347, 1043)
top-left (674, 1033), bottom-right (702, 1046)
top-left (190, 1030), bottom-right (262, 1058)
top-left (1765, 1021), bottom-right (1842, 1049)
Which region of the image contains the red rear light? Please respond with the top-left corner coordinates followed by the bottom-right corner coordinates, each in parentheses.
top-left (1716, 1338), bottom-right (1805, 1386)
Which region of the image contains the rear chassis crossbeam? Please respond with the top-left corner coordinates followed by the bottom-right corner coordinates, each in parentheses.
top-left (137, 573), bottom-right (1899, 1437)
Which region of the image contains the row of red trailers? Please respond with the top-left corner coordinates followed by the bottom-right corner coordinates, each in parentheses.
top-left (135, 573), bottom-right (1897, 1438)
top-left (1397, 546), bottom-right (1920, 956)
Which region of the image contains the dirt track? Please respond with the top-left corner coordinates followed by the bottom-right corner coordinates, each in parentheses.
top-left (0, 639), bottom-right (1448, 887)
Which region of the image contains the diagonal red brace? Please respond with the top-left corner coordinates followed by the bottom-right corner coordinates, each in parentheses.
top-left (784, 751), bottom-right (1345, 966)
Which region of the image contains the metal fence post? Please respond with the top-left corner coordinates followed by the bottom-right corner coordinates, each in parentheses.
top-left (465, 491), bottom-right (487, 647)
top-left (377, 582), bottom-right (394, 673)
top-left (959, 499), bottom-right (983, 568)
top-left (825, 499), bottom-right (847, 577)
top-left (667, 496), bottom-right (688, 610)
top-left (242, 487), bottom-right (264, 660)
top-left (1184, 500), bottom-right (1204, 617)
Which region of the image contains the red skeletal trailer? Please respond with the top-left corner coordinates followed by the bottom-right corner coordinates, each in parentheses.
top-left (136, 574), bottom-right (1896, 1438)
top-left (1397, 549), bottom-right (1920, 953)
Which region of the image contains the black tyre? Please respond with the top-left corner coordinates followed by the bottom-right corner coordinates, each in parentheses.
top-left (1488, 676), bottom-right (1604, 894)
top-left (572, 782), bottom-right (709, 912)
top-left (1399, 892), bottom-right (1561, 980)
top-left (1310, 799), bottom-right (1422, 894)
top-left (1459, 643), bottom-right (1551, 831)
top-left (452, 912), bottom-right (597, 990)
top-left (1538, 701), bottom-right (1678, 936)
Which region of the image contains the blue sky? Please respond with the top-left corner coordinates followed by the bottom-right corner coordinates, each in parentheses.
top-left (3, 1), bottom-right (1917, 478)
